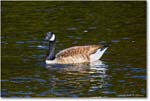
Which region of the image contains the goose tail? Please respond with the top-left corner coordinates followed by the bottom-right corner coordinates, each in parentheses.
top-left (100, 44), bottom-right (109, 51)
top-left (90, 44), bottom-right (109, 62)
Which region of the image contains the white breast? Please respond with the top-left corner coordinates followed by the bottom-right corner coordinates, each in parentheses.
top-left (45, 59), bottom-right (56, 64)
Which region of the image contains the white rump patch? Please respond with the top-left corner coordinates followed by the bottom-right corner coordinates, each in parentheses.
top-left (90, 47), bottom-right (108, 62)
top-left (50, 34), bottom-right (55, 41)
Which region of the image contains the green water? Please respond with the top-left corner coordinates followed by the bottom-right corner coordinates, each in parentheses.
top-left (1, 1), bottom-right (146, 97)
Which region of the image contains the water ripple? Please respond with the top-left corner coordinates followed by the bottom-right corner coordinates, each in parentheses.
top-left (130, 75), bottom-right (146, 80)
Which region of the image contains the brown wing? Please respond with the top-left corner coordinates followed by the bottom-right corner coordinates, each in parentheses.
top-left (56, 45), bottom-right (103, 58)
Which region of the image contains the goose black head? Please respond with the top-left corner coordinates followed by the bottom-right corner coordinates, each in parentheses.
top-left (45, 32), bottom-right (56, 42)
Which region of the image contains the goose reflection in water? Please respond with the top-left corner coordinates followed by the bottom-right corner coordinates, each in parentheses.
top-left (44, 61), bottom-right (109, 97)
top-left (45, 60), bottom-right (108, 73)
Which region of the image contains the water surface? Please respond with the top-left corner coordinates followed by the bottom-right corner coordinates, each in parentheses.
top-left (1, 1), bottom-right (146, 97)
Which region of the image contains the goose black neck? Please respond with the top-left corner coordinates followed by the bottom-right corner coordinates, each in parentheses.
top-left (46, 41), bottom-right (55, 60)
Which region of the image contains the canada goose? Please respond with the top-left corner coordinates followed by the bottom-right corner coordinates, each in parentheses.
top-left (45, 32), bottom-right (108, 64)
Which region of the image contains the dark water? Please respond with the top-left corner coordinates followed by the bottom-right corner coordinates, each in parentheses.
top-left (1, 1), bottom-right (146, 97)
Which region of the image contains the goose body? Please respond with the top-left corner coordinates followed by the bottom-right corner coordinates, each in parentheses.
top-left (45, 32), bottom-right (108, 64)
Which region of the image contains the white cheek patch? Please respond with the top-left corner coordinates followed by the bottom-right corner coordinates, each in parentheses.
top-left (50, 34), bottom-right (55, 41)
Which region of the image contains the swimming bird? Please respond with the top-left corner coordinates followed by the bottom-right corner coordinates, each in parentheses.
top-left (45, 32), bottom-right (108, 64)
